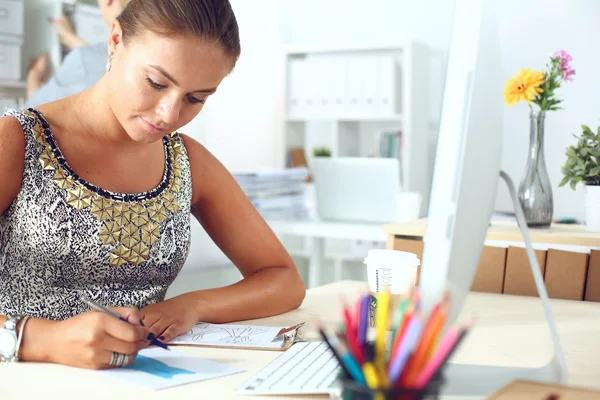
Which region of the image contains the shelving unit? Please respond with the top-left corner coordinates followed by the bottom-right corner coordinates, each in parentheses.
top-left (281, 41), bottom-right (432, 204)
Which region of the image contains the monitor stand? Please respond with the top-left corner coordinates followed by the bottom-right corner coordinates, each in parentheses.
top-left (440, 171), bottom-right (568, 397)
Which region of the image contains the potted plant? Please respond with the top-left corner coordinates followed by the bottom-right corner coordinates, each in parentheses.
top-left (313, 147), bottom-right (332, 157)
top-left (559, 125), bottom-right (600, 231)
top-left (504, 50), bottom-right (576, 228)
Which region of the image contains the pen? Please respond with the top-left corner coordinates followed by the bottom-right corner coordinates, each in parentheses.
top-left (81, 297), bottom-right (169, 350)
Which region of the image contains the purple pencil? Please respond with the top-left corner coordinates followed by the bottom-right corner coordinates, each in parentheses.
top-left (357, 294), bottom-right (369, 346)
top-left (387, 314), bottom-right (423, 384)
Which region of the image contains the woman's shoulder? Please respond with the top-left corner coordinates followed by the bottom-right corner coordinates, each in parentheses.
top-left (0, 114), bottom-right (27, 215)
top-left (177, 133), bottom-right (230, 205)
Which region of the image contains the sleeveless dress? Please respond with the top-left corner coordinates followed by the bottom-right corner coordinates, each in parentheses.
top-left (0, 108), bottom-right (192, 320)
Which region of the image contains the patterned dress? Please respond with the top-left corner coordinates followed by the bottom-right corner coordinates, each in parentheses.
top-left (0, 108), bottom-right (192, 320)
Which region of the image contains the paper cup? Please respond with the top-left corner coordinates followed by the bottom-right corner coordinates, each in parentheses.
top-left (364, 249), bottom-right (420, 328)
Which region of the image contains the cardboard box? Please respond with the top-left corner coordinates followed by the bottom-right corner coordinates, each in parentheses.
top-left (488, 380), bottom-right (600, 400)
top-left (471, 246), bottom-right (507, 294)
top-left (503, 246), bottom-right (547, 296)
top-left (390, 237), bottom-right (424, 261)
top-left (585, 249), bottom-right (600, 302)
top-left (545, 249), bottom-right (589, 300)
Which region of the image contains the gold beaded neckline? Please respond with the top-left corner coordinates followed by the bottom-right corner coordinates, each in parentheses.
top-left (26, 108), bottom-right (185, 268)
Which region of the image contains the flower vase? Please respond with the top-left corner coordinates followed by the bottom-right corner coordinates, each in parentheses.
top-left (518, 110), bottom-right (553, 228)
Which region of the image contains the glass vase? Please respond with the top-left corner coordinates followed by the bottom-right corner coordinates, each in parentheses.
top-left (518, 110), bottom-right (553, 228)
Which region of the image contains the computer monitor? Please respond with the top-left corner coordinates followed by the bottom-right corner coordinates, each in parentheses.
top-left (312, 157), bottom-right (401, 224)
top-left (419, 0), bottom-right (565, 395)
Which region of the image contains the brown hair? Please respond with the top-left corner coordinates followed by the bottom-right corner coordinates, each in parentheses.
top-left (117, 0), bottom-right (240, 66)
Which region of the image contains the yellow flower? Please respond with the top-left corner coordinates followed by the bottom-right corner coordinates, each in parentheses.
top-left (504, 68), bottom-right (545, 106)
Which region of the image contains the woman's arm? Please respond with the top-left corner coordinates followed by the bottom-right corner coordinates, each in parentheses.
top-left (140, 135), bottom-right (306, 341)
top-left (184, 134), bottom-right (306, 319)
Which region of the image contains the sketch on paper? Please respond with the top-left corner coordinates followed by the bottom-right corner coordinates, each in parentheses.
top-left (175, 323), bottom-right (270, 344)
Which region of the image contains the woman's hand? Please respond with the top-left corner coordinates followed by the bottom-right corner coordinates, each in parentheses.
top-left (47, 307), bottom-right (150, 370)
top-left (48, 13), bottom-right (88, 50)
top-left (26, 53), bottom-right (50, 96)
top-left (140, 294), bottom-right (200, 343)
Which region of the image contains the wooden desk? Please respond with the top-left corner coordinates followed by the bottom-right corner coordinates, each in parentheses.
top-left (383, 219), bottom-right (600, 247)
top-left (383, 219), bottom-right (600, 301)
top-left (3, 281), bottom-right (600, 399)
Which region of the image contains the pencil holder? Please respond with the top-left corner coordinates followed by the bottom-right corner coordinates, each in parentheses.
top-left (334, 374), bottom-right (444, 400)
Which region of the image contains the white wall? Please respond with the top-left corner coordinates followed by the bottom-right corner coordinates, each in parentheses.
top-left (179, 0), bottom-right (286, 271)
top-left (494, 0), bottom-right (600, 220)
top-left (180, 0), bottom-right (285, 171)
top-left (279, 0), bottom-right (600, 220)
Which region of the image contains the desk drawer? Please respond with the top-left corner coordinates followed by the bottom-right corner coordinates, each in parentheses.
top-left (0, 0), bottom-right (24, 37)
top-left (0, 40), bottom-right (21, 81)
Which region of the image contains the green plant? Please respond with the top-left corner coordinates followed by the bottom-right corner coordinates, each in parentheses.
top-left (559, 125), bottom-right (600, 190)
top-left (313, 147), bottom-right (332, 157)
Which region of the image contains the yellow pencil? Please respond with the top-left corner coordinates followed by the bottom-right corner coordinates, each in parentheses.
top-left (362, 362), bottom-right (380, 389)
top-left (374, 289), bottom-right (390, 367)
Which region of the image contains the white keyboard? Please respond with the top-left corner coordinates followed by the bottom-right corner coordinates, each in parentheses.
top-left (237, 341), bottom-right (341, 395)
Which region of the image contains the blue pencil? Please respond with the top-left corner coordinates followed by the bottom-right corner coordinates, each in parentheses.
top-left (329, 332), bottom-right (366, 385)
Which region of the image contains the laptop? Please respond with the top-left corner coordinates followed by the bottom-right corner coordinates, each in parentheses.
top-left (311, 157), bottom-right (401, 224)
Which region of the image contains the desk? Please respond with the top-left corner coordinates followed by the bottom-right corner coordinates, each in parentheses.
top-left (4, 281), bottom-right (600, 399)
top-left (383, 218), bottom-right (600, 247)
top-left (267, 219), bottom-right (386, 288)
top-left (384, 219), bottom-right (600, 300)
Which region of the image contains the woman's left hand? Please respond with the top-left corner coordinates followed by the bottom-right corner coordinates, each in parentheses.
top-left (139, 294), bottom-right (201, 343)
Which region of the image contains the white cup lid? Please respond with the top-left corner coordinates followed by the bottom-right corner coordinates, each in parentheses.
top-left (363, 249), bottom-right (421, 267)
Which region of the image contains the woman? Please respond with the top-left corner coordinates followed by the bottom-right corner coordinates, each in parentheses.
top-left (27, 0), bottom-right (129, 107)
top-left (0, 0), bottom-right (305, 370)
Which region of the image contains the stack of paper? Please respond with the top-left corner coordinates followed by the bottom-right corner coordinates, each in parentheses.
top-left (233, 168), bottom-right (311, 220)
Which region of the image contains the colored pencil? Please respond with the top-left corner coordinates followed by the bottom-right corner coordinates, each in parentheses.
top-left (341, 297), bottom-right (364, 363)
top-left (330, 331), bottom-right (366, 385)
top-left (414, 324), bottom-right (470, 389)
top-left (400, 298), bottom-right (448, 386)
top-left (387, 312), bottom-right (423, 384)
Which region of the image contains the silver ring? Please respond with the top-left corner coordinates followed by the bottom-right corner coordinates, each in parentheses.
top-left (109, 352), bottom-right (116, 367)
top-left (122, 354), bottom-right (130, 366)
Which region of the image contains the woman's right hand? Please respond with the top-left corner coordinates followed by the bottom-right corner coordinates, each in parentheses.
top-left (47, 307), bottom-right (150, 370)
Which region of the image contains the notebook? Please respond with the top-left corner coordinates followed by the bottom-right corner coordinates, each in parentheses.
top-left (169, 321), bottom-right (305, 351)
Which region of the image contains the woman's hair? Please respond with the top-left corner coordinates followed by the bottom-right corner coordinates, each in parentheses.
top-left (117, 0), bottom-right (240, 65)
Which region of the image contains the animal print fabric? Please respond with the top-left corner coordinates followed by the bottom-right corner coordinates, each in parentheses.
top-left (0, 108), bottom-right (192, 320)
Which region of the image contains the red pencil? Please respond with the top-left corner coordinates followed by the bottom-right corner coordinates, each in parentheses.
top-left (341, 297), bottom-right (364, 364)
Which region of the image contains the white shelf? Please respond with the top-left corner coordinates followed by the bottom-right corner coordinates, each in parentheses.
top-left (281, 41), bottom-right (433, 208)
top-left (285, 115), bottom-right (404, 123)
top-left (284, 42), bottom-right (411, 55)
top-left (0, 80), bottom-right (27, 100)
top-left (0, 80), bottom-right (27, 89)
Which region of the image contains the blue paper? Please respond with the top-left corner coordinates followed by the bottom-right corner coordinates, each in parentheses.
top-left (124, 354), bottom-right (195, 379)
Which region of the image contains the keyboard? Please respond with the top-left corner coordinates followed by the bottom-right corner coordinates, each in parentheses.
top-left (236, 341), bottom-right (341, 395)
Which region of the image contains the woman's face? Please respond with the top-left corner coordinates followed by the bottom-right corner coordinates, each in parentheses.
top-left (107, 23), bottom-right (234, 144)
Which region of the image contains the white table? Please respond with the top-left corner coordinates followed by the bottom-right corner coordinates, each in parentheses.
top-left (266, 219), bottom-right (387, 288)
top-left (4, 281), bottom-right (600, 399)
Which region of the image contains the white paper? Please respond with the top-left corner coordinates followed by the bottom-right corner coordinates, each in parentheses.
top-left (169, 322), bottom-right (287, 349)
top-left (101, 347), bottom-right (244, 390)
